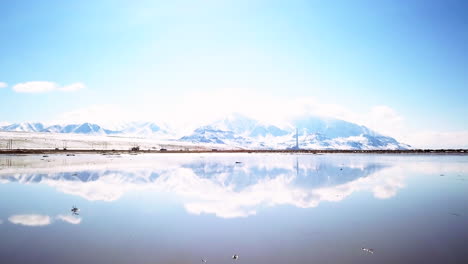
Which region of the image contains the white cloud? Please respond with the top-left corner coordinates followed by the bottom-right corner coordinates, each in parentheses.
top-left (12, 81), bottom-right (85, 93)
top-left (13, 81), bottom-right (57, 93)
top-left (50, 91), bottom-right (467, 148)
top-left (56, 214), bottom-right (82, 224)
top-left (53, 91), bottom-right (405, 135)
top-left (8, 214), bottom-right (51, 226)
top-left (360, 106), bottom-right (405, 136)
top-left (402, 131), bottom-right (468, 149)
top-left (0, 82), bottom-right (7, 88)
top-left (53, 104), bottom-right (138, 130)
top-left (4, 214), bottom-right (82, 226)
top-left (59, 82), bottom-right (86, 92)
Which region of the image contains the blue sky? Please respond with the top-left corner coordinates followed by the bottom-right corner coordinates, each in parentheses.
top-left (0, 0), bottom-right (467, 147)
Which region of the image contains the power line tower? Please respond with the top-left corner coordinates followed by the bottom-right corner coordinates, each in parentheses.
top-left (6, 139), bottom-right (13, 150)
top-left (296, 128), bottom-right (299, 149)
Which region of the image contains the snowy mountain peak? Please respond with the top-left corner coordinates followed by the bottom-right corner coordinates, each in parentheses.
top-left (1, 122), bottom-right (44, 132)
top-left (293, 116), bottom-right (374, 139)
top-left (0, 115), bottom-right (410, 150)
top-left (180, 113), bottom-right (409, 150)
top-left (73, 123), bottom-right (106, 135)
top-left (208, 113), bottom-right (289, 138)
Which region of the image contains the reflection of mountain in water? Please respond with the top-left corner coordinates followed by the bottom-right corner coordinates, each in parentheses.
top-left (3, 169), bottom-right (163, 184)
top-left (0, 155), bottom-right (398, 218)
top-left (183, 160), bottom-right (386, 192)
top-left (4, 171), bottom-right (104, 183)
top-left (294, 162), bottom-right (387, 189)
top-left (183, 162), bottom-right (292, 192)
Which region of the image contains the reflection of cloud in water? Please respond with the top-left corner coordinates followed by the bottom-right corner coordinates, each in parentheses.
top-left (2, 155), bottom-right (466, 218)
top-left (0, 219), bottom-right (3, 224)
top-left (7, 214), bottom-right (82, 226)
top-left (183, 166), bottom-right (408, 218)
top-left (56, 214), bottom-right (82, 224)
top-left (43, 172), bottom-right (137, 202)
top-left (8, 214), bottom-right (51, 226)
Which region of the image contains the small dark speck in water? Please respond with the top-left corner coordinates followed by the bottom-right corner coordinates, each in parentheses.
top-left (440, 174), bottom-right (445, 176)
top-left (450, 213), bottom-right (461, 217)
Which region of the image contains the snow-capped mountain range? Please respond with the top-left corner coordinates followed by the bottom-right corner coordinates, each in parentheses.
top-left (0, 122), bottom-right (165, 137)
top-left (0, 114), bottom-right (410, 150)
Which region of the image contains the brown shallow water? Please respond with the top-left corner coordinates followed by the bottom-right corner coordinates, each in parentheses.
top-left (0, 153), bottom-right (467, 264)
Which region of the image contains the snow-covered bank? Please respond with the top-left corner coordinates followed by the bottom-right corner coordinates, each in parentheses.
top-left (0, 131), bottom-right (227, 151)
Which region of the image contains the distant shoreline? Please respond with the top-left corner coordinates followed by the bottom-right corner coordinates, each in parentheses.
top-left (0, 149), bottom-right (466, 155)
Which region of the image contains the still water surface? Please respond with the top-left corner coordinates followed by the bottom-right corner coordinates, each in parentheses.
top-left (0, 153), bottom-right (467, 264)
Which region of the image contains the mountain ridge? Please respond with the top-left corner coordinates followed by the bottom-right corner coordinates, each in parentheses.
top-left (0, 115), bottom-right (410, 150)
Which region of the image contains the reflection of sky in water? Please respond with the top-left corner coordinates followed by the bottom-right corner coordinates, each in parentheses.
top-left (0, 154), bottom-right (396, 218)
top-left (0, 154), bottom-right (467, 264)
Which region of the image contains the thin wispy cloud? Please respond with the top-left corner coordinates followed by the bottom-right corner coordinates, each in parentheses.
top-left (0, 82), bottom-right (7, 88)
top-left (12, 81), bottom-right (86, 93)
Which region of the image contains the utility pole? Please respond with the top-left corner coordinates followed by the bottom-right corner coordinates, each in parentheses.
top-left (6, 139), bottom-right (13, 150)
top-left (296, 128), bottom-right (299, 149)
